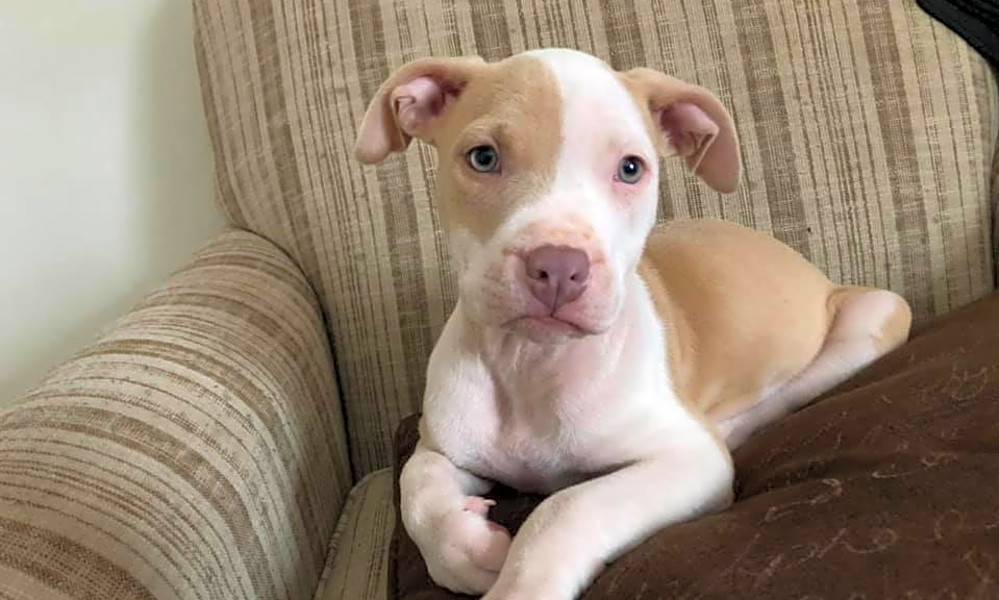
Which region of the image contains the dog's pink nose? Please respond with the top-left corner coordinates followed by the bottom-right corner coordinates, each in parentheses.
top-left (524, 245), bottom-right (590, 312)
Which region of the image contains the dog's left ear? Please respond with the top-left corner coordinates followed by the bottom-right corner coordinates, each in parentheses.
top-left (621, 68), bottom-right (741, 193)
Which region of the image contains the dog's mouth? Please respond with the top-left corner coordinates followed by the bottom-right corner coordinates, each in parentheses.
top-left (501, 314), bottom-right (593, 340)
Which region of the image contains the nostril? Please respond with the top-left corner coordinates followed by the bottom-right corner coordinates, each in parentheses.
top-left (527, 266), bottom-right (549, 281)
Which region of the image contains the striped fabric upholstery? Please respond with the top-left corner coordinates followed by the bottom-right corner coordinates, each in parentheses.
top-left (995, 155), bottom-right (999, 273)
top-left (193, 0), bottom-right (999, 476)
top-left (312, 469), bottom-right (394, 600)
top-left (0, 230), bottom-right (352, 600)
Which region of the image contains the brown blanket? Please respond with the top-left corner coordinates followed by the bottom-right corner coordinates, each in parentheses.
top-left (391, 293), bottom-right (999, 599)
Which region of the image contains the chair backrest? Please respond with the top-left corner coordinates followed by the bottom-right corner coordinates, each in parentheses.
top-left (193, 0), bottom-right (999, 477)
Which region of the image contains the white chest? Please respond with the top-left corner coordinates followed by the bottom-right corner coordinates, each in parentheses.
top-left (421, 294), bottom-right (698, 494)
top-left (424, 346), bottom-right (688, 494)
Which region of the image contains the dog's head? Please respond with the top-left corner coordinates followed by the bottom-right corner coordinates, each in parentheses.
top-left (356, 49), bottom-right (740, 343)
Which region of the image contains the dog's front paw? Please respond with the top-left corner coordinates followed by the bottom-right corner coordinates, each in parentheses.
top-left (482, 585), bottom-right (561, 600)
top-left (480, 553), bottom-right (601, 600)
top-left (424, 496), bottom-right (512, 595)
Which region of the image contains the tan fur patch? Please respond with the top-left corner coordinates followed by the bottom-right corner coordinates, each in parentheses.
top-left (432, 56), bottom-right (563, 242)
top-left (618, 73), bottom-right (673, 159)
top-left (638, 219), bottom-right (836, 419)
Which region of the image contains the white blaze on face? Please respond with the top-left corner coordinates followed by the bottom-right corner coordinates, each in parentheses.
top-left (518, 50), bottom-right (660, 296)
top-left (524, 49), bottom-right (659, 270)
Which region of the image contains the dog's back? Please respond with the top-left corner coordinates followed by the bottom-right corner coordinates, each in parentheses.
top-left (640, 218), bottom-right (911, 446)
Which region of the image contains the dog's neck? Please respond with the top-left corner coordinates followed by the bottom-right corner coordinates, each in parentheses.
top-left (456, 270), bottom-right (665, 424)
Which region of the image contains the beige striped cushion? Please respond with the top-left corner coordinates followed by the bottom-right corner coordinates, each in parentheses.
top-left (312, 469), bottom-right (394, 600)
top-left (193, 0), bottom-right (999, 475)
top-left (0, 230), bottom-right (352, 600)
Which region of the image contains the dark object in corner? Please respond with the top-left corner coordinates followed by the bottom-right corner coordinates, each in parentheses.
top-left (917, 0), bottom-right (999, 69)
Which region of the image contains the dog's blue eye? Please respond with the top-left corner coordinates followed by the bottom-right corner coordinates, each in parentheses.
top-left (468, 145), bottom-right (499, 173)
top-left (617, 156), bottom-right (644, 184)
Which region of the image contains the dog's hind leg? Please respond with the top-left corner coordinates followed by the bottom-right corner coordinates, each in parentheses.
top-left (716, 287), bottom-right (912, 450)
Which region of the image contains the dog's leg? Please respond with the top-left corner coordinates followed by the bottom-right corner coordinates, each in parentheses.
top-left (717, 287), bottom-right (911, 449)
top-left (400, 442), bottom-right (512, 594)
top-left (482, 437), bottom-right (733, 600)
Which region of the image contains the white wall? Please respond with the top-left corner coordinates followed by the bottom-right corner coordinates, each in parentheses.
top-left (0, 1), bottom-right (224, 400)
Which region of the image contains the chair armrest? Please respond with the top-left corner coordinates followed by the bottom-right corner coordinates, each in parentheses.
top-left (0, 229), bottom-right (352, 600)
top-left (993, 153), bottom-right (999, 282)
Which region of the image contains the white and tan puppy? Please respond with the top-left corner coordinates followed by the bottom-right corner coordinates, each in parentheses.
top-left (355, 49), bottom-right (912, 600)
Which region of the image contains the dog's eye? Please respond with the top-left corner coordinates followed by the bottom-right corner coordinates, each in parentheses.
top-left (617, 156), bottom-right (644, 184)
top-left (467, 145), bottom-right (500, 173)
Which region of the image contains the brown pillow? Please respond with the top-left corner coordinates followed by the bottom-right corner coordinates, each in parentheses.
top-left (390, 292), bottom-right (999, 599)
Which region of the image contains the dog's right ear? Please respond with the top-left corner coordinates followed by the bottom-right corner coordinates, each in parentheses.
top-left (354, 56), bottom-right (486, 164)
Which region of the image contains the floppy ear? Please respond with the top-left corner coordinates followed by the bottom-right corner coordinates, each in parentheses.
top-left (621, 67), bottom-right (741, 193)
top-left (354, 56), bottom-right (486, 164)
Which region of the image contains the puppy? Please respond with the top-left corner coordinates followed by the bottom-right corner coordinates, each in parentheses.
top-left (355, 49), bottom-right (911, 600)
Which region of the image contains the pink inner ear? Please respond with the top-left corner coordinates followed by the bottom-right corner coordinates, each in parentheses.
top-left (660, 102), bottom-right (720, 161)
top-left (391, 76), bottom-right (450, 137)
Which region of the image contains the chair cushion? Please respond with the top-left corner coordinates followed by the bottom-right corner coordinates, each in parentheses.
top-left (193, 0), bottom-right (999, 476)
top-left (391, 292), bottom-right (999, 599)
top-left (313, 470), bottom-right (394, 600)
